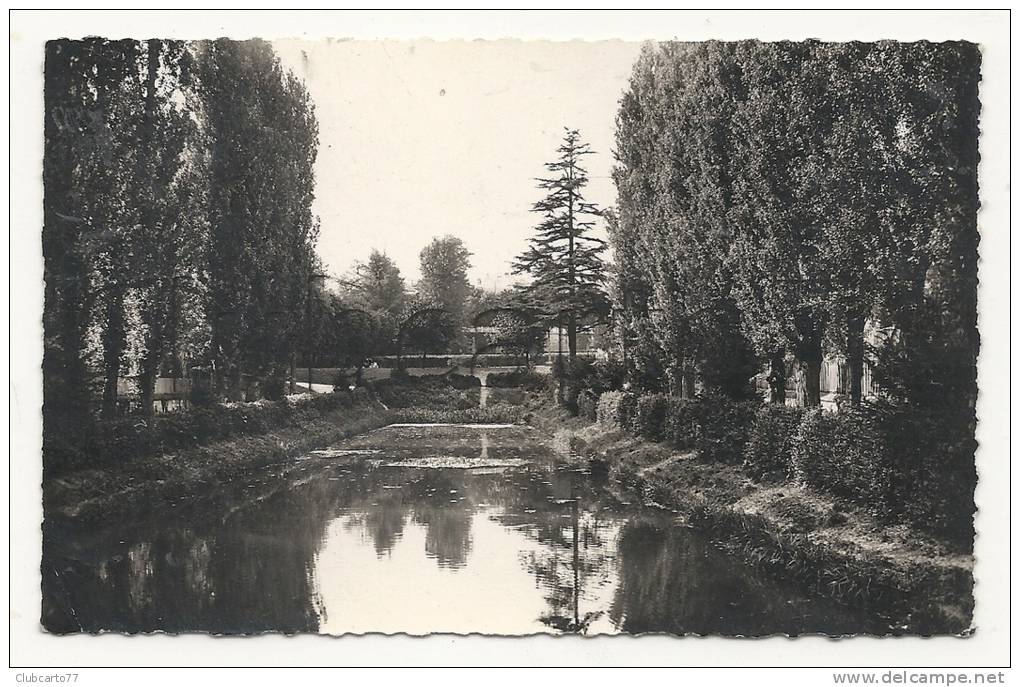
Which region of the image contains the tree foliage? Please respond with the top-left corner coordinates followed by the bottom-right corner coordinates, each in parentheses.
top-left (42, 37), bottom-right (323, 443)
top-left (514, 128), bottom-right (610, 360)
top-left (611, 40), bottom-right (980, 412)
top-left (198, 39), bottom-right (320, 397)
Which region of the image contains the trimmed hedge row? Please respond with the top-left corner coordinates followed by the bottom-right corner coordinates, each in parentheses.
top-left (792, 408), bottom-right (892, 512)
top-left (369, 354), bottom-right (533, 369)
top-left (485, 370), bottom-right (549, 391)
top-left (371, 375), bottom-right (480, 410)
top-left (743, 405), bottom-right (805, 480)
top-left (591, 389), bottom-right (974, 547)
top-left (392, 403), bottom-right (527, 425)
top-left (596, 390), bottom-right (752, 462)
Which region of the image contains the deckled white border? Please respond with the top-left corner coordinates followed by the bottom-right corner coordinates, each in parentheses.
top-left (8, 8), bottom-right (1011, 668)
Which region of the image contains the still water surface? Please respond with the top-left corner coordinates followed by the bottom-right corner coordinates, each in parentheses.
top-left (42, 423), bottom-right (890, 635)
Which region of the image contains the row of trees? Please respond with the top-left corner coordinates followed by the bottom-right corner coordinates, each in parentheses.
top-left (610, 40), bottom-right (980, 412)
top-left (43, 38), bottom-right (320, 436)
top-left (303, 236), bottom-right (493, 372)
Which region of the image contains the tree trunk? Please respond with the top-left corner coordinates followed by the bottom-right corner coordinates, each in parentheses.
top-left (767, 349), bottom-right (787, 404)
top-left (567, 314), bottom-right (578, 361)
top-left (101, 289), bottom-right (126, 418)
top-left (139, 320), bottom-right (163, 417)
top-left (289, 353), bottom-right (296, 394)
top-left (136, 41), bottom-right (162, 418)
top-left (846, 311), bottom-right (866, 406)
top-left (798, 342), bottom-right (823, 408)
top-left (681, 360), bottom-right (696, 400)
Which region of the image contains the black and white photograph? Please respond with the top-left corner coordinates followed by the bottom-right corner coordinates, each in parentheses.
top-left (8, 7), bottom-right (1012, 673)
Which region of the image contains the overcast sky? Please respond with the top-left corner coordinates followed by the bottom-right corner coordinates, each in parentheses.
top-left (273, 39), bottom-right (643, 291)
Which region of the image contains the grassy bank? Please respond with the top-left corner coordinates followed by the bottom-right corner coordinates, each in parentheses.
top-left (521, 392), bottom-right (973, 635)
top-left (44, 393), bottom-right (396, 524)
top-left (44, 376), bottom-right (532, 524)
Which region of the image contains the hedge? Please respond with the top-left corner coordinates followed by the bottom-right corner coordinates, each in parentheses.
top-left (634, 394), bottom-right (669, 442)
top-left (596, 390), bottom-right (639, 431)
top-left (485, 370), bottom-right (549, 391)
top-left (664, 397), bottom-right (699, 450)
top-left (392, 402), bottom-right (527, 425)
top-left (369, 353), bottom-right (532, 369)
top-left (791, 408), bottom-right (892, 514)
top-left (370, 376), bottom-right (479, 410)
top-left (743, 405), bottom-right (805, 480)
top-left (692, 391), bottom-right (759, 464)
top-left (874, 402), bottom-right (977, 547)
top-left (589, 385), bottom-right (974, 548)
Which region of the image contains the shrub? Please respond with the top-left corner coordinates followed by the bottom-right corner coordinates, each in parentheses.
top-left (447, 373), bottom-right (482, 389)
top-left (392, 402), bottom-right (526, 425)
top-left (585, 359), bottom-right (627, 394)
top-left (371, 378), bottom-right (478, 410)
top-left (485, 370), bottom-right (547, 391)
top-left (872, 402), bottom-right (976, 548)
top-left (664, 396), bottom-right (698, 450)
top-left (791, 408), bottom-right (891, 513)
top-left (693, 391), bottom-right (758, 464)
top-left (188, 384), bottom-right (216, 407)
top-left (596, 390), bottom-right (623, 429)
top-left (634, 393), bottom-right (669, 442)
top-left (66, 391), bottom-right (372, 472)
top-left (376, 355), bottom-right (452, 369)
top-left (263, 376), bottom-right (287, 401)
top-left (596, 390), bottom-right (638, 431)
top-left (576, 389), bottom-right (599, 421)
top-left (618, 393), bottom-right (639, 432)
top-left (744, 405), bottom-right (805, 480)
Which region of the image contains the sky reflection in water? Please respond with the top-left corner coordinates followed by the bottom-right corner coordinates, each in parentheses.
top-left (42, 424), bottom-right (889, 635)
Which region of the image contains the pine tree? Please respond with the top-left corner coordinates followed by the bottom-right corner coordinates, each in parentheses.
top-left (513, 128), bottom-right (608, 361)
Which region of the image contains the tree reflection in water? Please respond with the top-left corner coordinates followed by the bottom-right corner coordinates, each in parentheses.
top-left (607, 518), bottom-right (889, 636)
top-left (343, 481), bottom-right (407, 557)
top-left (505, 468), bottom-right (617, 635)
top-left (43, 425), bottom-right (892, 635)
top-left (42, 471), bottom-right (344, 633)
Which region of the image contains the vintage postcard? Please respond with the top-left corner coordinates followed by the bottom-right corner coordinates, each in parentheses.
top-left (9, 8), bottom-right (1012, 671)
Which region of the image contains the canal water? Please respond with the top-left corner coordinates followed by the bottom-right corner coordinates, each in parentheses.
top-left (42, 423), bottom-right (892, 635)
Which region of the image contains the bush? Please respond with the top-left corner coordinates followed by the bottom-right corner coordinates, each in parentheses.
top-left (586, 359), bottom-right (627, 394)
top-left (693, 391), bottom-right (758, 464)
top-left (791, 408), bottom-right (891, 513)
top-left (376, 355), bottom-right (452, 369)
top-left (873, 402), bottom-right (976, 548)
top-left (664, 396), bottom-right (698, 450)
top-left (447, 373), bottom-right (482, 389)
top-left (392, 402), bottom-right (526, 425)
top-left (485, 370), bottom-right (548, 391)
top-left (371, 377), bottom-right (478, 410)
top-left (576, 389), bottom-right (599, 421)
top-left (596, 390), bottom-right (638, 431)
top-left (634, 393), bottom-right (669, 442)
top-left (188, 384), bottom-right (216, 407)
top-left (263, 376), bottom-right (287, 401)
top-left (744, 405), bottom-right (805, 480)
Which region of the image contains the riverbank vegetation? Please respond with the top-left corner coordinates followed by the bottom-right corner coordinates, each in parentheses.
top-left (44, 373), bottom-right (531, 522)
top-left (519, 395), bottom-right (974, 634)
top-left (525, 40), bottom-right (980, 553)
top-left (43, 390), bottom-right (395, 522)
